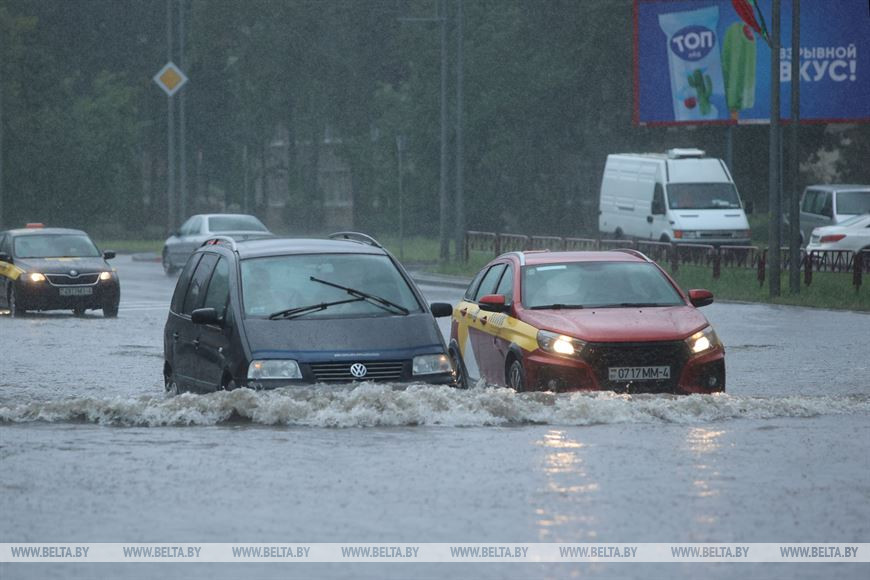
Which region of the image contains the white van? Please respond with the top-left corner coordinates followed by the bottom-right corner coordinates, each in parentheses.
top-left (598, 149), bottom-right (751, 245)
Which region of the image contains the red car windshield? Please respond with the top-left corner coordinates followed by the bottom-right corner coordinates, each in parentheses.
top-left (521, 262), bottom-right (684, 309)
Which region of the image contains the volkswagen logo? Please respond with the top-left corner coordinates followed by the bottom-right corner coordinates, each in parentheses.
top-left (349, 363), bottom-right (368, 378)
top-left (69, 269), bottom-right (78, 277)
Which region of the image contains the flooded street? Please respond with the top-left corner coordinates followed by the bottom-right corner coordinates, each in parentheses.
top-left (2, 256), bottom-right (869, 579)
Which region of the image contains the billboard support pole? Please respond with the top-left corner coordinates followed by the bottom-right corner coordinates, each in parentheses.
top-left (767, 0), bottom-right (781, 298)
top-left (788, 0), bottom-right (801, 294)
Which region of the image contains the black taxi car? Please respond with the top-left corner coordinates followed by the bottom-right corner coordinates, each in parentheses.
top-left (0, 224), bottom-right (120, 317)
top-left (163, 232), bottom-right (457, 393)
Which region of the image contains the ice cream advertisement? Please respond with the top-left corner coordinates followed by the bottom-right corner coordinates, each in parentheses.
top-left (634, 0), bottom-right (870, 125)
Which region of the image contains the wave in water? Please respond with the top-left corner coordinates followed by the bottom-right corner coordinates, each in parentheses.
top-left (1, 383), bottom-right (868, 427)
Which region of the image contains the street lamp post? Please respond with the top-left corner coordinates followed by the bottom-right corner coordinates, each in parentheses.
top-left (454, 0), bottom-right (465, 262)
top-left (396, 135), bottom-right (407, 261)
top-left (398, 1), bottom-right (448, 261)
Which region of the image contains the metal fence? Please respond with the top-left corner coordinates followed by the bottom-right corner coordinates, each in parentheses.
top-left (464, 231), bottom-right (868, 291)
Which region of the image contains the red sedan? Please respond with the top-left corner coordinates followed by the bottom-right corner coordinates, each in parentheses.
top-left (448, 250), bottom-right (724, 394)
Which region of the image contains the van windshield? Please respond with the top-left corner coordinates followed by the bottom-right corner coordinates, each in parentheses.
top-left (836, 190), bottom-right (870, 215)
top-left (666, 183), bottom-right (742, 210)
top-left (240, 253), bottom-right (423, 318)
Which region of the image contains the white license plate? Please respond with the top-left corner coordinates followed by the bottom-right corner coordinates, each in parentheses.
top-left (608, 366), bottom-right (670, 381)
top-left (59, 287), bottom-right (93, 296)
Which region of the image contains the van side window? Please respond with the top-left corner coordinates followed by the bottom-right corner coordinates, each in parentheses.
top-left (182, 253), bottom-right (219, 315)
top-left (202, 257), bottom-right (230, 317)
top-left (474, 264), bottom-right (507, 301)
top-left (170, 254), bottom-right (202, 313)
top-left (652, 184), bottom-right (665, 214)
top-left (801, 190), bottom-right (818, 213)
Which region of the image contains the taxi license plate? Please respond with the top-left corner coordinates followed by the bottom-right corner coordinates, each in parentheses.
top-left (608, 366), bottom-right (670, 381)
top-left (59, 287), bottom-right (93, 297)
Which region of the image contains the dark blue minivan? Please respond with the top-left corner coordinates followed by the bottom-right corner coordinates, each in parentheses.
top-left (163, 233), bottom-right (457, 393)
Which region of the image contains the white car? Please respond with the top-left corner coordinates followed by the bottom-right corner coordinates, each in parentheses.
top-left (805, 213), bottom-right (870, 253)
top-left (161, 213), bottom-right (272, 274)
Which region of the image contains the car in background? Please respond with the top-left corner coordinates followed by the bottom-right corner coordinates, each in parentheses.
top-left (798, 185), bottom-right (870, 245)
top-left (0, 224), bottom-right (120, 317)
top-left (805, 213), bottom-right (870, 254)
top-left (163, 232), bottom-right (457, 393)
top-left (161, 213), bottom-right (272, 275)
top-left (449, 249), bottom-right (724, 394)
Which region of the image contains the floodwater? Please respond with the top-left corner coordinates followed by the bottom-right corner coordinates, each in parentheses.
top-left (1, 256), bottom-right (868, 579)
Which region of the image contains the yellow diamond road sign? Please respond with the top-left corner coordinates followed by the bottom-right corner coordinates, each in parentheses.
top-left (153, 61), bottom-right (188, 96)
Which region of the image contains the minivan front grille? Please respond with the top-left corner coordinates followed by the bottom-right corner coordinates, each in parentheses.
top-left (581, 341), bottom-right (688, 393)
top-left (309, 360), bottom-right (407, 382)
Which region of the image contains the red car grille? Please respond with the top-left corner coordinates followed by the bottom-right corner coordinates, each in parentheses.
top-left (581, 341), bottom-right (688, 393)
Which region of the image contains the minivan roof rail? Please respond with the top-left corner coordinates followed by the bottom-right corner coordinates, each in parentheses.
top-left (201, 236), bottom-right (238, 252)
top-left (614, 248), bottom-right (652, 262)
top-left (328, 231), bottom-right (383, 249)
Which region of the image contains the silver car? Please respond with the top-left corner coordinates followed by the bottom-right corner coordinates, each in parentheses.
top-left (798, 185), bottom-right (870, 245)
top-left (161, 213), bottom-right (271, 274)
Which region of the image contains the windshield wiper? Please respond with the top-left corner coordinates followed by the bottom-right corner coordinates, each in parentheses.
top-left (309, 276), bottom-right (410, 315)
top-left (528, 304), bottom-right (585, 310)
top-left (268, 297), bottom-right (364, 320)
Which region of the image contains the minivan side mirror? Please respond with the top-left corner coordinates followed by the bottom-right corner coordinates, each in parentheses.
top-left (478, 294), bottom-right (509, 312)
top-left (0, 252), bottom-right (12, 264)
top-left (191, 307), bottom-right (222, 325)
top-left (430, 302), bottom-right (453, 318)
top-left (103, 250), bottom-right (116, 260)
top-left (688, 289), bottom-right (714, 308)
top-left (743, 200), bottom-right (754, 214)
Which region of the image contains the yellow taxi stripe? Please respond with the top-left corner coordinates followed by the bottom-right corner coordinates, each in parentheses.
top-left (0, 261), bottom-right (25, 281)
top-left (455, 300), bottom-right (540, 353)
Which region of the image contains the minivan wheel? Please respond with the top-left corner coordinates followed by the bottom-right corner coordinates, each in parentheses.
top-left (103, 301), bottom-right (119, 318)
top-left (221, 375), bottom-right (238, 391)
top-left (507, 358), bottom-right (526, 392)
top-left (164, 369), bottom-right (180, 395)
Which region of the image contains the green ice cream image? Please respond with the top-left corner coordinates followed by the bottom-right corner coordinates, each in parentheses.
top-left (722, 22), bottom-right (757, 119)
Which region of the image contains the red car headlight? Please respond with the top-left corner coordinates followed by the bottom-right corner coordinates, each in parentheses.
top-left (537, 330), bottom-right (587, 359)
top-left (685, 326), bottom-right (722, 356)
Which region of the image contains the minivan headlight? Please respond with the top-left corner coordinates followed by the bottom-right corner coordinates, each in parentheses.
top-left (685, 326), bottom-right (721, 356)
top-left (537, 330), bottom-right (586, 358)
top-left (412, 354), bottom-right (452, 376)
top-left (247, 360), bottom-right (302, 380)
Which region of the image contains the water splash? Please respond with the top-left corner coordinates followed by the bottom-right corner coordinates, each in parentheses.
top-left (1, 383), bottom-right (867, 428)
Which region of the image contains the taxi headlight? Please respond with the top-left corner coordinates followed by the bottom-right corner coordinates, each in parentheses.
top-left (99, 271), bottom-right (113, 281)
top-left (685, 326), bottom-right (721, 355)
top-left (412, 354), bottom-right (452, 376)
top-left (247, 360), bottom-right (302, 380)
top-left (537, 330), bottom-right (586, 358)
top-left (28, 272), bottom-right (46, 282)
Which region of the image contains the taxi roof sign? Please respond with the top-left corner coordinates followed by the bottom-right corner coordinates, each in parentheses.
top-left (153, 61), bottom-right (188, 97)
top-left (25, 223), bottom-right (45, 228)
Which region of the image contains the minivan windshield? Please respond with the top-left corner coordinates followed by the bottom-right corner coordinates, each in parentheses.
top-left (208, 215), bottom-right (268, 232)
top-left (240, 253), bottom-right (423, 318)
top-left (836, 190), bottom-right (870, 215)
top-left (14, 234), bottom-right (101, 258)
top-left (667, 183), bottom-right (742, 210)
top-left (522, 262), bottom-right (684, 309)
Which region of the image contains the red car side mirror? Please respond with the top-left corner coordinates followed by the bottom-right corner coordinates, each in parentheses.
top-left (479, 294), bottom-right (508, 312)
top-left (688, 289), bottom-right (714, 308)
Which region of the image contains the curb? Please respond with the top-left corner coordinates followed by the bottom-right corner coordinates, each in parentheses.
top-left (132, 252), bottom-right (161, 262)
top-left (410, 271), bottom-right (471, 289)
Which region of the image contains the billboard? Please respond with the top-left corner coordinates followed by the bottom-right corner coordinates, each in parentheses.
top-left (634, 0), bottom-right (870, 125)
